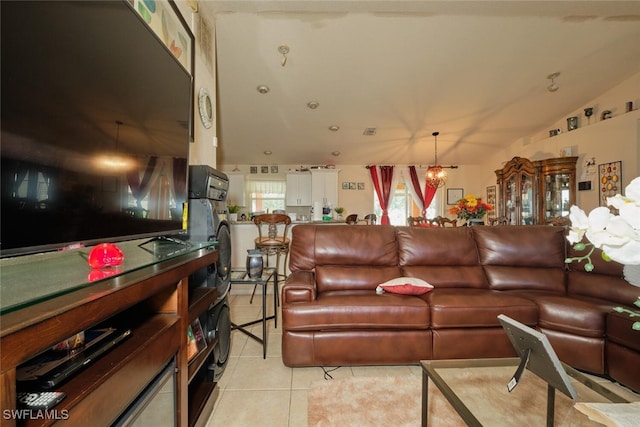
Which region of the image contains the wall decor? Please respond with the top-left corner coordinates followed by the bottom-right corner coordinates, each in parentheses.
top-left (271, 165), bottom-right (278, 174)
top-left (250, 166), bottom-right (258, 174)
top-left (357, 182), bottom-right (365, 190)
top-left (447, 188), bottom-right (464, 205)
top-left (198, 88), bottom-right (213, 129)
top-left (342, 182), bottom-right (349, 190)
top-left (598, 161), bottom-right (622, 206)
top-left (133, 0), bottom-right (194, 140)
top-left (349, 182), bottom-right (357, 190)
top-left (261, 166), bottom-right (269, 174)
top-left (133, 0), bottom-right (193, 75)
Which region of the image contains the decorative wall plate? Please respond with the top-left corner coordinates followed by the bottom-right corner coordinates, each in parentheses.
top-left (198, 87), bottom-right (213, 129)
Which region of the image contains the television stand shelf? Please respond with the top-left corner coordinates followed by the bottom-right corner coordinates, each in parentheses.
top-left (0, 240), bottom-right (219, 427)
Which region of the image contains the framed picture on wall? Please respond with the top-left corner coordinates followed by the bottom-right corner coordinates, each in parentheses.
top-left (447, 188), bottom-right (464, 205)
top-left (598, 161), bottom-right (622, 206)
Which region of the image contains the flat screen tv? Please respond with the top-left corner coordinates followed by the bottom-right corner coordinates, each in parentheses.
top-left (1, 1), bottom-right (193, 257)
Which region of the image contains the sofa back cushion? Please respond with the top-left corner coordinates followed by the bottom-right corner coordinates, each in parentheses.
top-left (473, 226), bottom-right (567, 292)
top-left (396, 227), bottom-right (487, 288)
top-left (289, 225), bottom-right (401, 292)
top-left (567, 243), bottom-right (637, 305)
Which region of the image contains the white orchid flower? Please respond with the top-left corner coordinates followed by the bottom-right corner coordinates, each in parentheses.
top-left (567, 176), bottom-right (640, 267)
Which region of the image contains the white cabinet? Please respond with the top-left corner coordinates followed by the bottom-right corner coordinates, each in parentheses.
top-left (311, 169), bottom-right (339, 208)
top-left (226, 172), bottom-right (246, 207)
top-left (286, 172), bottom-right (312, 206)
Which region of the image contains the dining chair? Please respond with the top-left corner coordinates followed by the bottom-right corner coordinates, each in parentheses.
top-left (253, 213), bottom-right (291, 285)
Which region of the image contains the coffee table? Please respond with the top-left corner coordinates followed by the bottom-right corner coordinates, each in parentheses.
top-left (230, 268), bottom-right (278, 358)
top-left (421, 358), bottom-right (630, 426)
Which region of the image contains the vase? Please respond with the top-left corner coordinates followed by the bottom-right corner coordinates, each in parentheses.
top-left (467, 219), bottom-right (484, 226)
top-left (246, 249), bottom-right (264, 279)
top-left (623, 264), bottom-right (640, 287)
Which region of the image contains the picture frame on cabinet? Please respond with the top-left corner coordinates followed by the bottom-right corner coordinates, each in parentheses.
top-left (447, 188), bottom-right (464, 205)
top-left (598, 161), bottom-right (622, 206)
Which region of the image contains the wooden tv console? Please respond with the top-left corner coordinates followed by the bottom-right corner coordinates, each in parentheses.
top-left (0, 239), bottom-right (219, 426)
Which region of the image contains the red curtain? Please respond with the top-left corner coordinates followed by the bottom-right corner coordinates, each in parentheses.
top-left (369, 165), bottom-right (394, 224)
top-left (408, 166), bottom-right (438, 216)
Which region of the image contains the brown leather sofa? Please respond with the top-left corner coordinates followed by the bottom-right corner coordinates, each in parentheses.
top-left (281, 224), bottom-right (640, 392)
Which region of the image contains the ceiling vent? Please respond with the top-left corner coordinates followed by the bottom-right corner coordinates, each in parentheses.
top-left (363, 127), bottom-right (377, 136)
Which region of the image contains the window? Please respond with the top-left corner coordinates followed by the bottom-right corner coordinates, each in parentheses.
top-left (248, 180), bottom-right (285, 213)
top-left (373, 182), bottom-right (440, 225)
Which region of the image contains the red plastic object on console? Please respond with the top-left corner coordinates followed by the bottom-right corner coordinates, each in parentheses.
top-left (88, 243), bottom-right (125, 269)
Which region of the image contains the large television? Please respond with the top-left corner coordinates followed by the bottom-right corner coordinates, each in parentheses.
top-left (1, 1), bottom-right (193, 257)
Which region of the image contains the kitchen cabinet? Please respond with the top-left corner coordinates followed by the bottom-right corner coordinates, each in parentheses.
top-left (495, 156), bottom-right (577, 225)
top-left (286, 172), bottom-right (312, 206)
top-left (226, 172), bottom-right (246, 207)
top-left (311, 169), bottom-right (339, 208)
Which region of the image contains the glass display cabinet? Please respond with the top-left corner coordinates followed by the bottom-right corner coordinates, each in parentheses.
top-left (496, 157), bottom-right (538, 225)
top-left (495, 156), bottom-right (577, 225)
top-left (538, 156), bottom-right (578, 223)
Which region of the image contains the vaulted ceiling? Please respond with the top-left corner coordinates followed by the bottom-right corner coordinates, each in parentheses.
top-left (200, 1), bottom-right (640, 167)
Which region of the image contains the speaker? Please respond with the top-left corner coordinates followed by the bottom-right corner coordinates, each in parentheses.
top-left (204, 296), bottom-right (231, 382)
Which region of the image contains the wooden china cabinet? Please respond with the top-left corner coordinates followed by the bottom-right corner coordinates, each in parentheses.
top-left (495, 156), bottom-right (577, 225)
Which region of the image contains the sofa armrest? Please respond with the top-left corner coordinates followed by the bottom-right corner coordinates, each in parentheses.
top-left (282, 271), bottom-right (317, 304)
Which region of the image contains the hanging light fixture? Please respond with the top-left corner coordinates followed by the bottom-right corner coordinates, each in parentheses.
top-left (425, 132), bottom-right (448, 188)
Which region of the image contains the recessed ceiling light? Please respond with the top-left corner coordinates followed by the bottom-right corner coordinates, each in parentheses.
top-left (257, 85), bottom-right (270, 94)
top-left (307, 100), bottom-right (319, 109)
top-left (264, 150), bottom-right (272, 155)
top-left (363, 127), bottom-right (377, 136)
top-left (331, 151), bottom-right (341, 156)
top-left (328, 125), bottom-right (340, 132)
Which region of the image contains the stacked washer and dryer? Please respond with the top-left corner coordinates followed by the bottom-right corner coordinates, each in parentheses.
top-left (187, 165), bottom-right (232, 382)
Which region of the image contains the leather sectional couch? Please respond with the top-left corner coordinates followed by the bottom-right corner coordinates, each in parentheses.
top-left (281, 224), bottom-right (640, 392)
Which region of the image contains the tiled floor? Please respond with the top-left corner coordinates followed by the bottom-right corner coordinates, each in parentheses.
top-left (206, 291), bottom-right (640, 427)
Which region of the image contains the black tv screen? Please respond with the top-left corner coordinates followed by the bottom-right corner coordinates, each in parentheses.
top-left (1, 1), bottom-right (193, 256)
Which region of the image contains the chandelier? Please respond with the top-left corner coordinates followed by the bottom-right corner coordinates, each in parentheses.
top-left (426, 131), bottom-right (447, 188)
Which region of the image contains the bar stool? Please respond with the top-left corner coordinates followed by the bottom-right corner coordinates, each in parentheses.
top-left (251, 213), bottom-right (291, 303)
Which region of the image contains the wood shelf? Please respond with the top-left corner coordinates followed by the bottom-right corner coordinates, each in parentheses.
top-left (0, 244), bottom-right (218, 427)
top-left (188, 380), bottom-right (219, 427)
top-left (24, 315), bottom-right (181, 427)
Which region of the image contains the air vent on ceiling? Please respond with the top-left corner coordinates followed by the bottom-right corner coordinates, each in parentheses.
top-left (363, 127), bottom-right (377, 136)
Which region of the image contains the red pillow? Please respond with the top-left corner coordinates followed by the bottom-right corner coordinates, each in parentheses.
top-left (375, 277), bottom-right (434, 295)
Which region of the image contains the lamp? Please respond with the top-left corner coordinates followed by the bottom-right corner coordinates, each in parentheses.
top-left (426, 131), bottom-right (447, 188)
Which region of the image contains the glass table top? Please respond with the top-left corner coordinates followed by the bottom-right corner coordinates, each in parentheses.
top-left (0, 238), bottom-right (217, 315)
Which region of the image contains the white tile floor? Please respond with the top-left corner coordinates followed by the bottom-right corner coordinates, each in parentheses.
top-left (205, 291), bottom-right (640, 427)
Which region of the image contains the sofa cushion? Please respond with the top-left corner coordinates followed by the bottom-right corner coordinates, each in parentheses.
top-left (376, 277), bottom-right (434, 295)
top-left (282, 291), bottom-right (430, 331)
top-left (315, 266), bottom-right (402, 293)
top-left (607, 311), bottom-right (640, 352)
top-left (511, 292), bottom-right (611, 338)
top-left (473, 226), bottom-right (567, 292)
top-left (427, 288), bottom-right (538, 328)
top-left (397, 227), bottom-right (487, 289)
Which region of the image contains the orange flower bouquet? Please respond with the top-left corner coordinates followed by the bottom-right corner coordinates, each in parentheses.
top-left (449, 194), bottom-right (493, 221)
